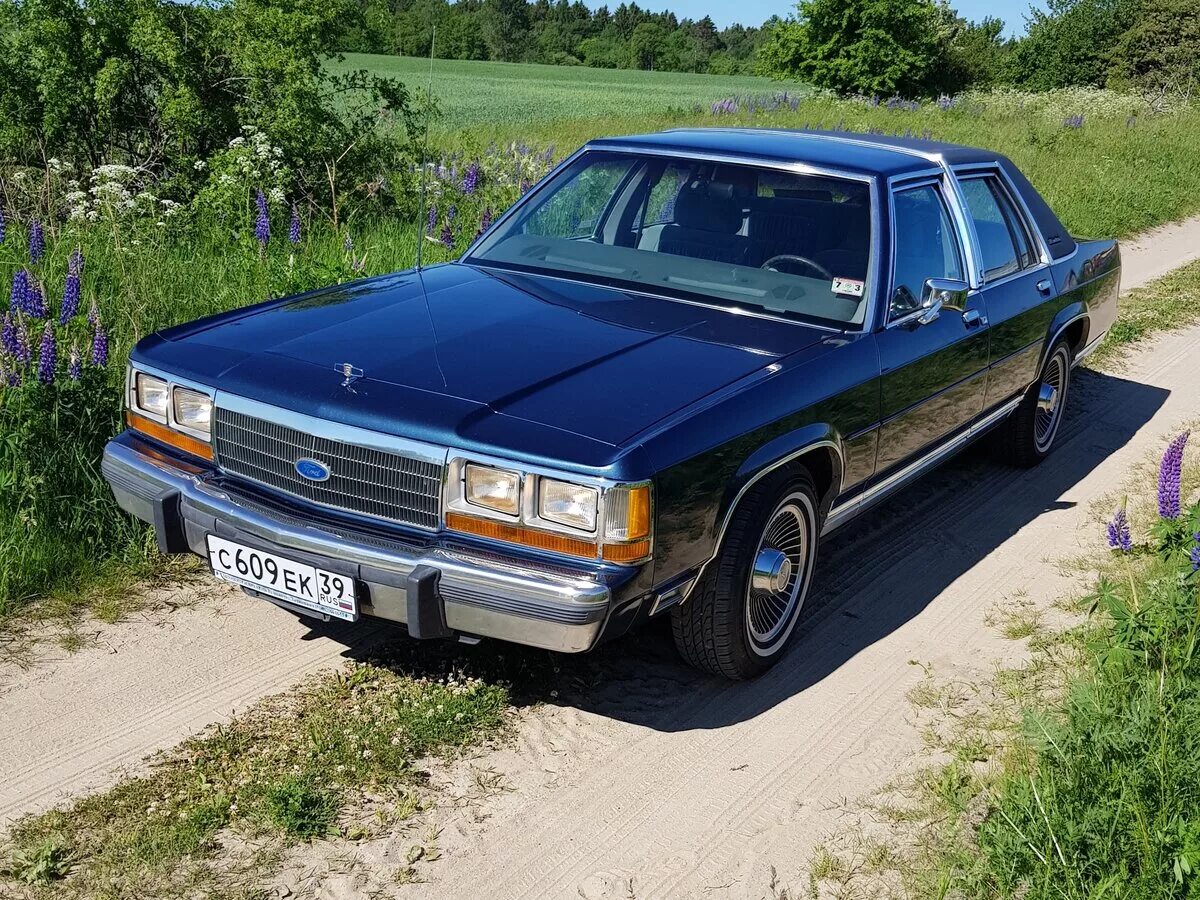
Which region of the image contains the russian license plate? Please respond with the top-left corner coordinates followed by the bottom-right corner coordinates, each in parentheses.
top-left (206, 535), bottom-right (357, 622)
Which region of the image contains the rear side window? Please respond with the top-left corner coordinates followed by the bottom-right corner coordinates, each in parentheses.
top-left (959, 176), bottom-right (1038, 281)
top-left (890, 183), bottom-right (964, 320)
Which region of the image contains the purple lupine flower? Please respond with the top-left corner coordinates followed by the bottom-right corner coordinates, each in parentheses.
top-left (342, 231), bottom-right (353, 253)
top-left (520, 179), bottom-right (532, 195)
top-left (462, 162), bottom-right (480, 195)
top-left (10, 268), bottom-right (29, 312)
top-left (90, 321), bottom-right (108, 367)
top-left (68, 247), bottom-right (84, 276)
top-left (28, 220), bottom-right (45, 264)
top-left (0, 206), bottom-right (5, 244)
top-left (13, 317), bottom-right (30, 365)
top-left (37, 322), bottom-right (56, 384)
top-left (254, 189), bottom-right (270, 248)
top-left (288, 205), bottom-right (301, 245)
top-left (67, 344), bottom-right (81, 381)
top-left (1064, 114), bottom-right (1085, 129)
top-left (60, 268), bottom-right (81, 324)
top-left (1191, 535), bottom-right (1200, 572)
top-left (447, 204), bottom-right (457, 224)
top-left (427, 204), bottom-right (438, 236)
top-left (86, 299), bottom-right (99, 328)
top-left (1158, 431), bottom-right (1190, 520)
top-left (1106, 507), bottom-right (1132, 552)
top-left (440, 220), bottom-right (454, 251)
top-left (26, 281), bottom-right (47, 319)
top-left (1, 313), bottom-right (17, 358)
top-left (480, 207), bottom-right (493, 232)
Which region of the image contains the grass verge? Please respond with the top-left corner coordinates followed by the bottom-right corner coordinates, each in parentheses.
top-left (808, 433), bottom-right (1200, 900)
top-left (1088, 258), bottom-right (1200, 371)
top-left (0, 656), bottom-right (510, 898)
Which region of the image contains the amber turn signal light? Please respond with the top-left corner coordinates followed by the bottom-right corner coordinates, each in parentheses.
top-left (445, 512), bottom-right (599, 559)
top-left (126, 410), bottom-right (214, 462)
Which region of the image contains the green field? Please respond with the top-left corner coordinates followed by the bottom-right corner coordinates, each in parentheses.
top-left (329, 53), bottom-right (779, 131)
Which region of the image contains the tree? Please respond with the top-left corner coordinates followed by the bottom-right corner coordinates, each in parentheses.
top-left (630, 20), bottom-right (668, 69)
top-left (1006, 0), bottom-right (1139, 90)
top-left (481, 0), bottom-right (529, 61)
top-left (757, 0), bottom-right (949, 96)
top-left (1108, 0), bottom-right (1200, 100)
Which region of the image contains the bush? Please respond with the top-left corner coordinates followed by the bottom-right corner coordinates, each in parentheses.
top-left (0, 0), bottom-right (416, 215)
top-left (1108, 0), bottom-right (1200, 102)
top-left (757, 0), bottom-right (977, 97)
top-left (1006, 0), bottom-right (1140, 91)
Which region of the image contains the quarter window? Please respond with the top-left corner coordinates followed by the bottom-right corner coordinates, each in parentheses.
top-left (890, 184), bottom-right (964, 320)
top-left (959, 176), bottom-right (1038, 281)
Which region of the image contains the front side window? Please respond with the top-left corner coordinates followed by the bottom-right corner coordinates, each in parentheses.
top-left (890, 184), bottom-right (964, 320)
top-left (959, 175), bottom-right (1037, 281)
top-left (467, 151), bottom-right (875, 328)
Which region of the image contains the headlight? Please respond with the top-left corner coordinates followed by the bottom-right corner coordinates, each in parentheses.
top-left (172, 387), bottom-right (213, 438)
top-left (538, 478), bottom-right (598, 532)
top-left (464, 464), bottom-right (521, 516)
top-left (445, 456), bottom-right (652, 565)
top-left (134, 373), bottom-right (169, 419)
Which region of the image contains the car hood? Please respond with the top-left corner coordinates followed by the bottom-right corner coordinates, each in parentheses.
top-left (145, 264), bottom-right (829, 460)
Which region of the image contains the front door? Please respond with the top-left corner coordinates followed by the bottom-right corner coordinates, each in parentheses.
top-left (874, 179), bottom-right (990, 473)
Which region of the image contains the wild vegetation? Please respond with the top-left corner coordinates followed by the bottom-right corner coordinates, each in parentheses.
top-left (0, 657), bottom-right (511, 897)
top-left (760, 0), bottom-right (1200, 100)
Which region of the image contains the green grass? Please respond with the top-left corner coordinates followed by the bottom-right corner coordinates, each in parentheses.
top-left (1088, 258), bottom-right (1200, 370)
top-left (0, 660), bottom-right (510, 898)
top-left (328, 52), bottom-right (777, 131)
top-left (809, 439), bottom-right (1200, 900)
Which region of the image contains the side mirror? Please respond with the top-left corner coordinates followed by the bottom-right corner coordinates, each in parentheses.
top-left (915, 277), bottom-right (969, 326)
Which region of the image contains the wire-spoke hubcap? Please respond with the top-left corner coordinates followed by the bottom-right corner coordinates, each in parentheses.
top-left (1035, 350), bottom-right (1068, 452)
top-left (745, 494), bottom-right (813, 654)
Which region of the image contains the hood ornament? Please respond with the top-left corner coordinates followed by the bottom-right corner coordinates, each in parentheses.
top-left (336, 362), bottom-right (364, 389)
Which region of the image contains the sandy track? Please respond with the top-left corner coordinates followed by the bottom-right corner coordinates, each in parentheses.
top-left (2, 218), bottom-right (1199, 894)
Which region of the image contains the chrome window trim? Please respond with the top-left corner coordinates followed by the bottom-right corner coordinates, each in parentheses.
top-left (884, 175), bottom-right (972, 327)
top-left (710, 128), bottom-right (944, 164)
top-left (128, 362), bottom-right (216, 439)
top-left (464, 144), bottom-right (881, 334)
top-left (952, 163), bottom-right (1053, 267)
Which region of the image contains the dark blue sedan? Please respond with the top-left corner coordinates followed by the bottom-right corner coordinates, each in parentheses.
top-left (103, 129), bottom-right (1120, 679)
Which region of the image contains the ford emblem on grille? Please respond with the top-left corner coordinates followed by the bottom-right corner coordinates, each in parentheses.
top-left (295, 458), bottom-right (332, 482)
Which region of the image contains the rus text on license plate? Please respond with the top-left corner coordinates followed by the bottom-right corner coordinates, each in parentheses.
top-left (206, 535), bottom-right (357, 621)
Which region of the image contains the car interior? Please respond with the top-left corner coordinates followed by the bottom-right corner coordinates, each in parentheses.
top-left (471, 153), bottom-right (877, 328)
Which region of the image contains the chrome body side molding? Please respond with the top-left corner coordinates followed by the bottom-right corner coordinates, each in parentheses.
top-left (822, 396), bottom-right (1022, 535)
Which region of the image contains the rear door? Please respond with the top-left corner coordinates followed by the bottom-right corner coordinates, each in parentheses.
top-left (953, 167), bottom-right (1058, 408)
top-left (873, 177), bottom-right (990, 473)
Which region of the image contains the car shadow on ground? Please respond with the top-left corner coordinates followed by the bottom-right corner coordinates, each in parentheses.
top-left (310, 367), bottom-right (1167, 732)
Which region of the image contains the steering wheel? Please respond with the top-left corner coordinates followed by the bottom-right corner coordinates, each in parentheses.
top-left (760, 254), bottom-right (833, 281)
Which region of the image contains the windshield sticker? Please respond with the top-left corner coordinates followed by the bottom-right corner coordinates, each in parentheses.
top-left (832, 277), bottom-right (865, 298)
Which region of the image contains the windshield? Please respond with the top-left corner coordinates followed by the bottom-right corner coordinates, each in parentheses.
top-left (466, 150), bottom-right (874, 328)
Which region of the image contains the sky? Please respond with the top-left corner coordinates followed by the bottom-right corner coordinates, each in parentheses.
top-left (586, 1), bottom-right (1047, 37)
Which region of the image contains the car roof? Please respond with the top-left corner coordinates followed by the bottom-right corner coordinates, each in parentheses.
top-left (586, 127), bottom-right (999, 179)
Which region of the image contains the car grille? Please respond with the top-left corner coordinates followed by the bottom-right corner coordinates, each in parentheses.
top-left (213, 408), bottom-right (443, 530)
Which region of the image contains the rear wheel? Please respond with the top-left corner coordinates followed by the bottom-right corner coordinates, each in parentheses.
top-left (671, 470), bottom-right (820, 680)
top-left (999, 339), bottom-right (1072, 467)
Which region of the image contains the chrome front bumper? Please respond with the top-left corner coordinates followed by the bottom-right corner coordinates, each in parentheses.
top-left (102, 433), bottom-right (624, 652)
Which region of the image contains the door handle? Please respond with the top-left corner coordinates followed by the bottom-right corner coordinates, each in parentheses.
top-left (962, 308), bottom-right (987, 329)
top-left (1036, 278), bottom-right (1053, 295)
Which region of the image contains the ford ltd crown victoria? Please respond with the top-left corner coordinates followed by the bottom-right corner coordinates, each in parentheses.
top-left (102, 129), bottom-right (1120, 679)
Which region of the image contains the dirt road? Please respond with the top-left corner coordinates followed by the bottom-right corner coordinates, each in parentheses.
top-left (3, 218), bottom-right (1200, 896)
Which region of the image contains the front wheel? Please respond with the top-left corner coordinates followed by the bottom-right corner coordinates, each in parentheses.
top-left (671, 470), bottom-right (820, 680)
top-left (999, 338), bottom-right (1072, 467)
